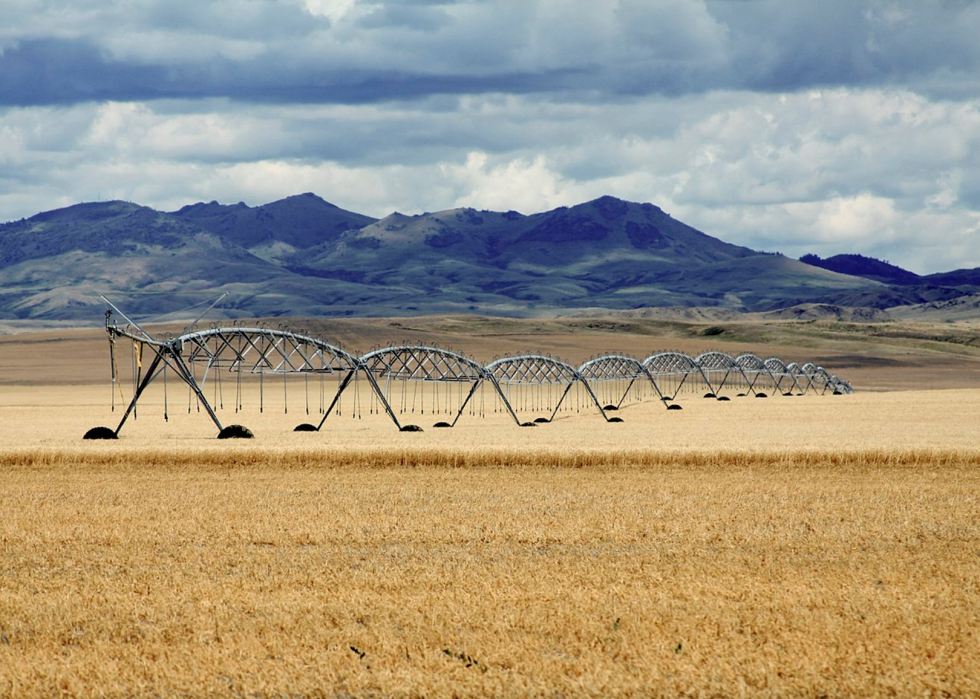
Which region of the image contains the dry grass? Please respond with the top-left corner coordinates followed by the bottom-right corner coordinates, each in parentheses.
top-left (6, 382), bottom-right (980, 453)
top-left (2, 443), bottom-right (980, 697)
top-left (4, 318), bottom-right (980, 697)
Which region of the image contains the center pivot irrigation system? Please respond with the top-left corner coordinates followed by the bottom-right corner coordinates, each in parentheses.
top-left (86, 298), bottom-right (853, 439)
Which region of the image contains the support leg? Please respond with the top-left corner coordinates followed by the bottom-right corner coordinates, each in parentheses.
top-left (547, 382), bottom-right (575, 422)
top-left (316, 370), bottom-right (357, 430)
top-left (450, 379), bottom-right (483, 427)
top-left (114, 352), bottom-right (164, 436)
top-left (579, 379), bottom-right (611, 421)
top-left (490, 378), bottom-right (523, 426)
top-left (169, 354), bottom-right (224, 432)
top-left (614, 377), bottom-right (637, 409)
top-left (362, 370), bottom-right (403, 431)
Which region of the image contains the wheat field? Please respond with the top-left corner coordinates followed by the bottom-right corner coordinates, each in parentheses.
top-left (3, 443), bottom-right (980, 697)
top-left (3, 384), bottom-right (980, 696)
top-left (3, 321), bottom-right (980, 697)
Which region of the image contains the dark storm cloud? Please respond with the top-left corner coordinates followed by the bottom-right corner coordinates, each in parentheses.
top-left (2, 1), bottom-right (979, 107)
top-left (0, 37), bottom-right (590, 107)
top-left (714, 0), bottom-right (980, 96)
top-left (0, 39), bottom-right (168, 106)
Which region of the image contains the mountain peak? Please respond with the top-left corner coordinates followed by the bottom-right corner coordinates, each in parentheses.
top-left (588, 195), bottom-right (630, 220)
top-left (29, 200), bottom-right (145, 224)
top-left (7, 193), bottom-right (977, 321)
top-left (169, 193), bottom-right (377, 251)
top-left (275, 192), bottom-right (338, 208)
top-left (573, 195), bottom-right (666, 220)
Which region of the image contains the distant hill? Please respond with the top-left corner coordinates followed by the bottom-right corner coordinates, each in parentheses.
top-left (798, 253), bottom-right (980, 310)
top-left (757, 303), bottom-right (894, 323)
top-left (2, 194), bottom-right (979, 322)
top-left (923, 267), bottom-right (980, 289)
top-left (889, 293), bottom-right (980, 322)
top-left (799, 253), bottom-right (921, 285)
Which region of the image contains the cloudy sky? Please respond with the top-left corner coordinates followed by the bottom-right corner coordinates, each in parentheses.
top-left (2, 0), bottom-right (979, 273)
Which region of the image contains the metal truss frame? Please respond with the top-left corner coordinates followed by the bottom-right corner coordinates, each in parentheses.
top-left (800, 363), bottom-right (827, 395)
top-left (786, 362), bottom-right (808, 396)
top-left (695, 351), bottom-right (752, 396)
top-left (107, 320), bottom-right (365, 436)
top-left (763, 357), bottom-right (805, 395)
top-left (578, 354), bottom-right (667, 409)
top-left (358, 345), bottom-right (491, 429)
top-left (102, 306), bottom-right (855, 437)
top-left (642, 351), bottom-right (715, 399)
top-left (800, 363), bottom-right (851, 395)
top-left (485, 354), bottom-right (612, 423)
top-left (734, 353), bottom-right (778, 396)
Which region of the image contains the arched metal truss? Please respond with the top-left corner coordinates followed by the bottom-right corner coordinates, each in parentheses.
top-left (107, 321), bottom-right (364, 436)
top-left (360, 345), bottom-right (486, 381)
top-left (485, 354), bottom-right (611, 424)
top-left (785, 362), bottom-right (807, 394)
top-left (800, 363), bottom-right (827, 395)
top-left (180, 326), bottom-right (361, 374)
top-left (578, 355), bottom-right (666, 410)
top-left (358, 345), bottom-right (489, 429)
top-left (102, 308), bottom-right (854, 436)
top-left (763, 357), bottom-right (804, 396)
top-left (643, 352), bottom-right (714, 400)
top-left (695, 351), bottom-right (751, 397)
top-left (734, 354), bottom-right (777, 396)
top-left (799, 363), bottom-right (852, 395)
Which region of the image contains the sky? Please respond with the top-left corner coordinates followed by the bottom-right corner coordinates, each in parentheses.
top-left (2, 0), bottom-right (980, 274)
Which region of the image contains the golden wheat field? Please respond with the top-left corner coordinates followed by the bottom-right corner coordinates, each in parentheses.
top-left (3, 319), bottom-right (980, 697)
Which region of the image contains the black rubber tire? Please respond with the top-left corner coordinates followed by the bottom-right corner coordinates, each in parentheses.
top-left (83, 426), bottom-right (117, 440)
top-left (218, 424), bottom-right (254, 439)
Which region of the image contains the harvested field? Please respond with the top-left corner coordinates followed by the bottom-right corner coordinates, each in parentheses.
top-left (2, 445), bottom-right (979, 697)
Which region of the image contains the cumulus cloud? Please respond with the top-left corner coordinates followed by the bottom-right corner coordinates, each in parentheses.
top-left (1, 1), bottom-right (980, 274)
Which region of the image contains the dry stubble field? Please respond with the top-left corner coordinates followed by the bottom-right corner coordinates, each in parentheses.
top-left (2, 318), bottom-right (980, 697)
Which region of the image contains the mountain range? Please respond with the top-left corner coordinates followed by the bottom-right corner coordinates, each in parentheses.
top-left (2, 193), bottom-right (979, 322)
